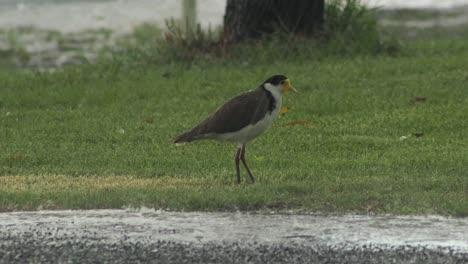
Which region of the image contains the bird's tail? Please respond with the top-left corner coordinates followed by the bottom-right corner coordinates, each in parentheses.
top-left (174, 130), bottom-right (197, 144)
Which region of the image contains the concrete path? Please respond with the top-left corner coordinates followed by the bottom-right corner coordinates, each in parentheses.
top-left (0, 209), bottom-right (466, 263)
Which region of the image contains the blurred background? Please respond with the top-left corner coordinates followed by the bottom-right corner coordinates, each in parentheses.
top-left (1, 0), bottom-right (468, 69)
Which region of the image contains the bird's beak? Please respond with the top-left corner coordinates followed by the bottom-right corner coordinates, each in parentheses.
top-left (284, 79), bottom-right (300, 95)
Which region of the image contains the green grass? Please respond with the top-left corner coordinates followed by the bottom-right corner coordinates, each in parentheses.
top-left (1, 39), bottom-right (467, 215)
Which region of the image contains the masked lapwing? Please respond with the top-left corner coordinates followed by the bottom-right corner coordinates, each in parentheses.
top-left (174, 75), bottom-right (299, 184)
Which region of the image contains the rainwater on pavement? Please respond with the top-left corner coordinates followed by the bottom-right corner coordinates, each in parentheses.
top-left (1, 209), bottom-right (467, 250)
top-left (1, 209), bottom-right (467, 263)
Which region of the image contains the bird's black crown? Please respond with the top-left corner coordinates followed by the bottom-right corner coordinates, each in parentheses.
top-left (263, 75), bottom-right (288, 86)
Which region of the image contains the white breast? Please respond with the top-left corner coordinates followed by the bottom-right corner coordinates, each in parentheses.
top-left (217, 96), bottom-right (282, 144)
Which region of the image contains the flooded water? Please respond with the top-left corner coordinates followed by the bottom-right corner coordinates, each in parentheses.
top-left (1, 0), bottom-right (468, 33)
top-left (372, 0), bottom-right (468, 8)
top-left (1, 0), bottom-right (468, 68)
top-left (0, 0), bottom-right (225, 33)
top-left (1, 209), bottom-right (467, 252)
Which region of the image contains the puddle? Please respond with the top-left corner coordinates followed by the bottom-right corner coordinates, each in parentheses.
top-left (1, 0), bottom-right (468, 68)
top-left (1, 0), bottom-right (468, 34)
top-left (0, 0), bottom-right (225, 33)
top-left (369, 0), bottom-right (468, 9)
top-left (0, 209), bottom-right (466, 252)
top-left (0, 0), bottom-right (225, 68)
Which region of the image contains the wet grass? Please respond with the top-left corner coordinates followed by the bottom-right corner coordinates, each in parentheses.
top-left (1, 39), bottom-right (468, 215)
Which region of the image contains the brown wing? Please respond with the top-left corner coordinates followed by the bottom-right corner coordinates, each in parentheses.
top-left (191, 87), bottom-right (273, 136)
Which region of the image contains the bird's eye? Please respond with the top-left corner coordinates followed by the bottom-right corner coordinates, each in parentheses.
top-left (280, 80), bottom-right (285, 85)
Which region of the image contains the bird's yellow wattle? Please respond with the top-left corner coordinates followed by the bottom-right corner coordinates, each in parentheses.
top-left (279, 106), bottom-right (289, 115)
top-left (283, 79), bottom-right (300, 95)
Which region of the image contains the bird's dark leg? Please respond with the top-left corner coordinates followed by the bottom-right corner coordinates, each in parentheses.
top-left (235, 147), bottom-right (242, 184)
top-left (240, 144), bottom-right (255, 184)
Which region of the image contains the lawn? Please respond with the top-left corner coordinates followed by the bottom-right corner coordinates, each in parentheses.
top-left (0, 40), bottom-right (467, 215)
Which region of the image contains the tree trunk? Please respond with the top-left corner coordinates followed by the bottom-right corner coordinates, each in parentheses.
top-left (224, 0), bottom-right (324, 43)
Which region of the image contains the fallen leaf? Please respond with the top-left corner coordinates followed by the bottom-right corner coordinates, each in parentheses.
top-left (4, 154), bottom-right (29, 160)
top-left (415, 97), bottom-right (427, 103)
top-left (282, 120), bottom-right (314, 127)
top-left (145, 117), bottom-right (155, 123)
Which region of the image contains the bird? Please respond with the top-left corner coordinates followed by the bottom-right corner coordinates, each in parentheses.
top-left (174, 75), bottom-right (299, 184)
